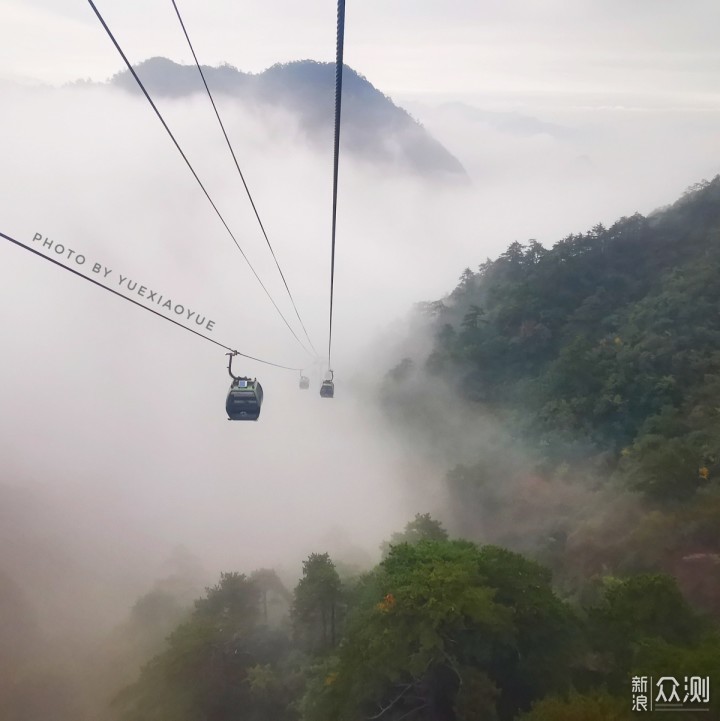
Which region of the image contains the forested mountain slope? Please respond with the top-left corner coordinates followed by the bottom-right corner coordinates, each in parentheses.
top-left (383, 177), bottom-right (720, 611)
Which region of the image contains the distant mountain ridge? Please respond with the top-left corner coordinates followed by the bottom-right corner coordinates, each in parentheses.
top-left (106, 57), bottom-right (468, 181)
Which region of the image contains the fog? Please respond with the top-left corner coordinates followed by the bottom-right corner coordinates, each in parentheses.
top-left (0, 82), bottom-right (472, 634)
top-left (402, 93), bottom-right (720, 248)
top-left (0, 62), bottom-right (718, 714)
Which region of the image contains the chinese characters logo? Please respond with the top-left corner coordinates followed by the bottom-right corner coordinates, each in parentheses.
top-left (632, 676), bottom-right (710, 712)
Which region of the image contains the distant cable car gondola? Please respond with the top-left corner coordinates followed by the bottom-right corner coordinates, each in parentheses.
top-left (299, 374), bottom-right (310, 390)
top-left (225, 352), bottom-right (263, 421)
top-left (320, 370), bottom-right (335, 399)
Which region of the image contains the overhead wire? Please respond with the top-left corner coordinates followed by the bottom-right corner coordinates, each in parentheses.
top-left (0, 230), bottom-right (302, 371)
top-left (169, 0), bottom-right (319, 358)
top-left (327, 0), bottom-right (346, 370)
top-left (85, 0), bottom-right (312, 358)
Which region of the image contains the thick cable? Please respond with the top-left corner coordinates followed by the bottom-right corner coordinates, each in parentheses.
top-left (169, 0), bottom-right (318, 358)
top-left (328, 0), bottom-right (346, 369)
top-left (0, 231), bottom-right (302, 371)
top-left (86, 0), bottom-right (312, 358)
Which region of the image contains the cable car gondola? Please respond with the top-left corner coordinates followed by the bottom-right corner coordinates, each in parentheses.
top-left (320, 370), bottom-right (335, 399)
top-left (225, 352), bottom-right (263, 421)
top-left (299, 374), bottom-right (310, 390)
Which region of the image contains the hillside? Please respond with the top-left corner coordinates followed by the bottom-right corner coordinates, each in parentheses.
top-left (107, 57), bottom-right (468, 180)
top-left (382, 176), bottom-right (720, 611)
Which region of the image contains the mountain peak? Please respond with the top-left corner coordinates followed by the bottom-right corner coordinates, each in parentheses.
top-left (108, 57), bottom-right (468, 181)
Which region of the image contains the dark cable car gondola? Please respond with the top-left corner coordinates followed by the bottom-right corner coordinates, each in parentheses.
top-left (225, 352), bottom-right (263, 421)
top-left (299, 373), bottom-right (310, 390)
top-left (320, 370), bottom-right (335, 398)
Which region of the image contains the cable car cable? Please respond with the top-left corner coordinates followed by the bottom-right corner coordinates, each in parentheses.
top-left (169, 0), bottom-right (319, 358)
top-left (0, 230), bottom-right (302, 371)
top-left (85, 0), bottom-right (312, 358)
top-left (327, 0), bottom-right (346, 369)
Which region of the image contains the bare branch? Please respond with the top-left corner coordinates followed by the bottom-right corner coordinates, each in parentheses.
top-left (442, 651), bottom-right (463, 687)
top-left (395, 702), bottom-right (429, 721)
top-left (367, 657), bottom-right (436, 720)
top-left (367, 683), bottom-right (414, 720)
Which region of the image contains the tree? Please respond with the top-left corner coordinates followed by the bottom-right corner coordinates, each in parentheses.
top-left (112, 571), bottom-right (295, 721)
top-left (500, 241), bottom-right (525, 266)
top-left (461, 305), bottom-right (485, 332)
top-left (586, 574), bottom-right (704, 689)
top-left (524, 240), bottom-right (546, 265)
top-left (304, 541), bottom-right (579, 721)
top-left (292, 554), bottom-right (342, 653)
top-left (621, 431), bottom-right (706, 501)
top-left (455, 268), bottom-right (475, 293)
top-left (194, 571), bottom-right (261, 628)
top-left (381, 513), bottom-right (449, 558)
top-left (251, 568), bottom-right (292, 625)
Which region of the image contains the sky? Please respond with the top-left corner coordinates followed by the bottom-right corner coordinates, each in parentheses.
top-left (3, 0), bottom-right (718, 233)
top-left (0, 0), bottom-right (719, 684)
top-left (1, 0), bottom-right (719, 104)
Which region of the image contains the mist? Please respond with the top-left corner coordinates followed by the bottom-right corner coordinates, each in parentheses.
top-left (401, 92), bottom-right (720, 250)
top-left (0, 78), bottom-right (485, 641)
top-left (1, 57), bottom-right (718, 717)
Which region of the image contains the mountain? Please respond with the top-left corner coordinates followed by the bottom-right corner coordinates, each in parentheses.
top-left (107, 57), bottom-right (468, 181)
top-left (382, 176), bottom-right (720, 613)
top-left (387, 177), bottom-right (720, 491)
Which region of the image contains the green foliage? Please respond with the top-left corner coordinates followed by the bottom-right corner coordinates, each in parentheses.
top-left (381, 512), bottom-right (449, 557)
top-left (589, 574), bottom-right (702, 648)
top-left (585, 574), bottom-right (705, 690)
top-left (518, 692), bottom-right (634, 721)
top-left (380, 177), bottom-right (720, 624)
top-left (453, 669), bottom-right (499, 721)
top-left (292, 554), bottom-right (342, 653)
top-left (126, 590), bottom-right (189, 654)
top-left (303, 540), bottom-right (579, 721)
top-left (632, 635), bottom-right (720, 717)
top-left (386, 176), bottom-right (720, 503)
top-left (106, 535), bottom-right (720, 721)
top-left (113, 571), bottom-right (297, 721)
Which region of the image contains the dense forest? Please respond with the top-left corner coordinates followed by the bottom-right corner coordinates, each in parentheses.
top-left (22, 515), bottom-right (714, 721)
top-left (384, 176), bottom-right (720, 613)
top-left (4, 178), bottom-right (720, 720)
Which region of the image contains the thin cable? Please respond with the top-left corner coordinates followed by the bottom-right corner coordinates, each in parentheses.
top-left (86, 0), bottom-right (311, 358)
top-left (0, 231), bottom-right (302, 371)
top-left (328, 0), bottom-right (346, 369)
top-left (169, 0), bottom-right (318, 358)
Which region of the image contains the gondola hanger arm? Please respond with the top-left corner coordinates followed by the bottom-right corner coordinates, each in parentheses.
top-left (227, 351), bottom-right (240, 380)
